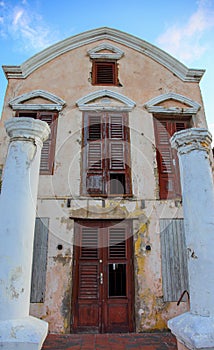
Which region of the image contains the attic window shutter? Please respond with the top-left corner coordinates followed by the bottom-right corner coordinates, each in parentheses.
top-left (93, 61), bottom-right (117, 85)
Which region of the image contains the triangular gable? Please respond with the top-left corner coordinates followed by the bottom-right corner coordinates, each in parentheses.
top-left (87, 43), bottom-right (124, 60)
top-left (144, 93), bottom-right (201, 114)
top-left (9, 90), bottom-right (66, 111)
top-left (76, 89), bottom-right (136, 111)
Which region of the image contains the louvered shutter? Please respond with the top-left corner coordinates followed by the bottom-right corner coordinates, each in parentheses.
top-left (17, 111), bottom-right (58, 175)
top-left (84, 114), bottom-right (104, 194)
top-left (79, 227), bottom-right (99, 299)
top-left (109, 227), bottom-right (126, 258)
top-left (93, 62), bottom-right (116, 85)
top-left (109, 114), bottom-right (125, 170)
top-left (80, 227), bottom-right (98, 259)
top-left (110, 143), bottom-right (125, 170)
top-left (154, 117), bottom-right (189, 199)
top-left (154, 119), bottom-right (175, 199)
top-left (40, 112), bottom-right (57, 174)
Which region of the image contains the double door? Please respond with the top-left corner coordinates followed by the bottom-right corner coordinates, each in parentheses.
top-left (72, 220), bottom-right (134, 333)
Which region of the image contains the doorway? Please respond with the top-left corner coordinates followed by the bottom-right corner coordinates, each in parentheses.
top-left (72, 220), bottom-right (134, 333)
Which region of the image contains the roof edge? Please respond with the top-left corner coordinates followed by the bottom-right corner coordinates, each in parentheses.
top-left (2, 27), bottom-right (205, 82)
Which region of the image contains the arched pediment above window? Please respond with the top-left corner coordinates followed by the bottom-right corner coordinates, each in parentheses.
top-left (87, 43), bottom-right (124, 60)
top-left (144, 92), bottom-right (201, 114)
top-left (76, 89), bottom-right (136, 111)
top-left (9, 90), bottom-right (66, 111)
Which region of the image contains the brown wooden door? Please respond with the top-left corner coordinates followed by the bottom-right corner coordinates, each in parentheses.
top-left (72, 220), bottom-right (134, 333)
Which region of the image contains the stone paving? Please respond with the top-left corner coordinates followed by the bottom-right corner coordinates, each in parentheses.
top-left (42, 332), bottom-right (177, 350)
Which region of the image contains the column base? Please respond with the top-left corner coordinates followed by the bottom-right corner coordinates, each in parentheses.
top-left (0, 316), bottom-right (48, 350)
top-left (168, 312), bottom-right (214, 350)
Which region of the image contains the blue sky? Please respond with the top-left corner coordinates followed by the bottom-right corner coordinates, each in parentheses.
top-left (0, 0), bottom-right (214, 137)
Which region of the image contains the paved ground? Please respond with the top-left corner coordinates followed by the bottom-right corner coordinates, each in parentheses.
top-left (42, 332), bottom-right (177, 350)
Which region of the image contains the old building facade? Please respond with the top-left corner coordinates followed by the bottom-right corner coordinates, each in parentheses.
top-left (0, 28), bottom-right (208, 334)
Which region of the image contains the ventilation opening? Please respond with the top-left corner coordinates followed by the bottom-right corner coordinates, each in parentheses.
top-left (110, 174), bottom-right (125, 194)
top-left (93, 61), bottom-right (117, 85)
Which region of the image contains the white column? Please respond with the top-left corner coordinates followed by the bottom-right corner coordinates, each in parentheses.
top-left (168, 128), bottom-right (214, 350)
top-left (0, 117), bottom-right (50, 349)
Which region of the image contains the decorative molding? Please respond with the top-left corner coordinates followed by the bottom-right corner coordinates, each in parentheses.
top-left (144, 92), bottom-right (201, 114)
top-left (76, 89), bottom-right (136, 111)
top-left (3, 27), bottom-right (205, 82)
top-left (9, 90), bottom-right (66, 111)
top-left (87, 43), bottom-right (124, 59)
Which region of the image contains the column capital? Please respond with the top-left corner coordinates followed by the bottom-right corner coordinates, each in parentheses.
top-left (5, 117), bottom-right (50, 147)
top-left (170, 128), bottom-right (212, 155)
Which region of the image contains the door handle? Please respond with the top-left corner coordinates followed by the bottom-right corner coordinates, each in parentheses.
top-left (99, 272), bottom-right (103, 285)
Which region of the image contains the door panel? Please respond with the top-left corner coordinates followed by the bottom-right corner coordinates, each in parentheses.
top-left (72, 220), bottom-right (134, 333)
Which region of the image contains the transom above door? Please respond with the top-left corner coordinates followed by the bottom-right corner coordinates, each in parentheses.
top-left (72, 220), bottom-right (134, 333)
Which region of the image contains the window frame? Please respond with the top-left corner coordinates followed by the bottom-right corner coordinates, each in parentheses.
top-left (81, 111), bottom-right (132, 197)
top-left (16, 111), bottom-right (58, 175)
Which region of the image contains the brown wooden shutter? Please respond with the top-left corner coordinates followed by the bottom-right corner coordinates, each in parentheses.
top-left (39, 112), bottom-right (57, 175)
top-left (108, 113), bottom-right (131, 195)
top-left (79, 227), bottom-right (99, 299)
top-left (84, 113), bottom-right (104, 195)
top-left (154, 119), bottom-right (175, 199)
top-left (17, 111), bottom-right (58, 175)
top-left (154, 117), bottom-right (189, 199)
top-left (80, 227), bottom-right (98, 259)
top-left (109, 115), bottom-right (124, 139)
top-left (109, 143), bottom-right (125, 170)
top-left (79, 264), bottom-right (99, 299)
top-left (30, 217), bottom-right (49, 303)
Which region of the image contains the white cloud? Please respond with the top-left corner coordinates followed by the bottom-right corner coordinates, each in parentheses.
top-left (13, 9), bottom-right (24, 26)
top-left (156, 0), bottom-right (214, 63)
top-left (0, 1), bottom-right (60, 53)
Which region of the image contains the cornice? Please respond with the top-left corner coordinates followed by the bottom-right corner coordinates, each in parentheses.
top-left (2, 27), bottom-right (205, 82)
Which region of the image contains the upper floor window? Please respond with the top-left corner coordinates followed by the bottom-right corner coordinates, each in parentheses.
top-left (82, 112), bottom-right (132, 196)
top-left (153, 115), bottom-right (190, 199)
top-left (92, 61), bottom-right (118, 85)
top-left (16, 111), bottom-right (58, 175)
